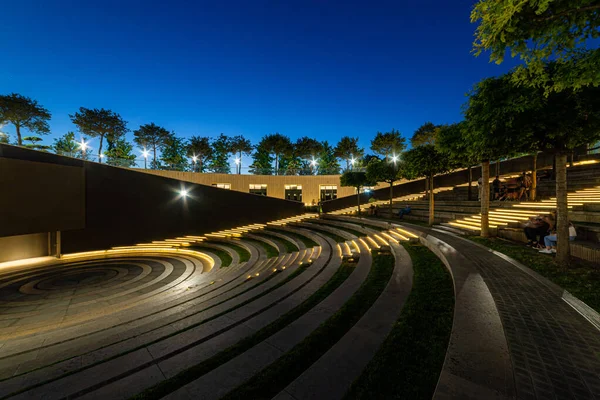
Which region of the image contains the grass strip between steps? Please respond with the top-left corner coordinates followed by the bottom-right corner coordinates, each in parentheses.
top-left (294, 224), bottom-right (346, 243)
top-left (344, 242), bottom-right (454, 400)
top-left (190, 246), bottom-right (232, 267)
top-left (220, 251), bottom-right (394, 400)
top-left (243, 238), bottom-right (279, 258)
top-left (253, 232), bottom-right (299, 253)
top-left (224, 242), bottom-right (251, 263)
top-left (266, 228), bottom-right (318, 248)
top-left (1, 265), bottom-right (307, 399)
top-left (131, 261), bottom-right (352, 400)
top-left (315, 222), bottom-right (366, 238)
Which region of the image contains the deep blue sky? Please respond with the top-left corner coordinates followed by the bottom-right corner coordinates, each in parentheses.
top-left (1, 0), bottom-right (520, 166)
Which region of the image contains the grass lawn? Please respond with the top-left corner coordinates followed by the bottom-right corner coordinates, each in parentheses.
top-left (243, 238), bottom-right (279, 258)
top-left (131, 260), bottom-right (352, 400)
top-left (221, 251), bottom-right (394, 400)
top-left (344, 242), bottom-right (454, 400)
top-left (469, 236), bottom-right (600, 313)
top-left (265, 228), bottom-right (319, 248)
top-left (191, 246), bottom-right (233, 267)
top-left (253, 232), bottom-right (299, 253)
top-left (226, 243), bottom-right (251, 262)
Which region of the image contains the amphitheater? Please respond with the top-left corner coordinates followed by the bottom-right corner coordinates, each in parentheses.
top-left (1, 145), bottom-right (600, 400)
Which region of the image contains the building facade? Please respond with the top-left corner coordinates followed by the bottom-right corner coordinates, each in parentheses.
top-left (138, 170), bottom-right (387, 205)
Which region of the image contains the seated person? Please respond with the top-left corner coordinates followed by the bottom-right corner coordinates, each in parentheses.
top-left (539, 222), bottom-right (577, 254)
top-left (523, 214), bottom-right (550, 248)
top-left (397, 205), bottom-right (411, 219)
top-left (492, 176), bottom-right (501, 200)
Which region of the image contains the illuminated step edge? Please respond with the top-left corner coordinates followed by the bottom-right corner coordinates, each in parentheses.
top-left (448, 221), bottom-right (481, 231)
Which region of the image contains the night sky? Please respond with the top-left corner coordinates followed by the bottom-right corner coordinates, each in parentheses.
top-left (1, 0), bottom-right (521, 166)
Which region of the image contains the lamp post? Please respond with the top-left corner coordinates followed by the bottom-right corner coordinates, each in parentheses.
top-left (389, 154), bottom-right (399, 217)
top-left (78, 138), bottom-right (89, 160)
top-left (192, 155), bottom-right (198, 172)
top-left (311, 158), bottom-right (318, 175)
top-left (350, 157), bottom-right (356, 171)
top-left (142, 149), bottom-right (149, 169)
top-left (235, 157), bottom-right (241, 174)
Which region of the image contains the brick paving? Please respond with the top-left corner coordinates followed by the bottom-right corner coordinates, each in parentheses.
top-left (435, 232), bottom-right (600, 400)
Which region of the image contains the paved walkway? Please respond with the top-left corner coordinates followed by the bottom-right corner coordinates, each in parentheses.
top-left (412, 224), bottom-right (600, 400)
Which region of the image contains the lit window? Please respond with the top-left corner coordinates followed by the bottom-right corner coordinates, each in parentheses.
top-left (285, 185), bottom-right (303, 202)
top-left (249, 184), bottom-right (267, 196)
top-left (320, 185), bottom-right (338, 201)
top-left (212, 183), bottom-right (231, 190)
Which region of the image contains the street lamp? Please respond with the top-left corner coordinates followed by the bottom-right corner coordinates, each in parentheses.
top-left (234, 157), bottom-right (241, 174)
top-left (78, 138), bottom-right (89, 159)
top-left (141, 149), bottom-right (150, 169)
top-left (310, 157), bottom-right (318, 174)
top-left (350, 157), bottom-right (356, 170)
top-left (192, 155), bottom-right (198, 172)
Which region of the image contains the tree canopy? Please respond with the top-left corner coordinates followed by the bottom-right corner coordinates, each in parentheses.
top-left (53, 132), bottom-right (79, 157)
top-left (209, 133), bottom-right (232, 174)
top-left (187, 136), bottom-right (213, 172)
top-left (0, 93), bottom-right (51, 146)
top-left (403, 144), bottom-right (451, 180)
top-left (334, 136), bottom-right (364, 170)
top-left (260, 133), bottom-right (293, 174)
top-left (105, 137), bottom-right (136, 167)
top-left (411, 122), bottom-right (440, 147)
top-left (70, 107), bottom-right (128, 161)
top-left (471, 0), bottom-right (600, 92)
top-left (133, 122), bottom-right (170, 165)
top-left (370, 129), bottom-right (406, 158)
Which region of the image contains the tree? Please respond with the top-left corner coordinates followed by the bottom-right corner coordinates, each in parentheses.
top-left (22, 136), bottom-right (44, 150)
top-left (366, 158), bottom-right (404, 218)
top-left (160, 133), bottom-right (188, 171)
top-left (229, 135), bottom-right (253, 174)
top-left (471, 0), bottom-right (600, 92)
top-left (249, 143), bottom-right (274, 175)
top-left (317, 141), bottom-right (340, 175)
top-left (340, 171), bottom-right (375, 216)
top-left (403, 144), bottom-right (452, 226)
top-left (334, 136), bottom-right (364, 171)
top-left (70, 107), bottom-right (128, 163)
top-left (53, 132), bottom-right (79, 157)
top-left (464, 75), bottom-right (527, 237)
top-left (371, 129), bottom-right (406, 159)
top-left (411, 122), bottom-right (440, 147)
top-left (133, 123), bottom-right (170, 167)
top-left (187, 136), bottom-right (212, 172)
top-left (209, 133), bottom-right (232, 174)
top-left (260, 133), bottom-right (292, 175)
top-left (0, 93), bottom-right (51, 146)
top-left (436, 122), bottom-right (479, 200)
top-left (295, 137), bottom-right (323, 175)
top-left (105, 138), bottom-right (137, 167)
top-left (504, 69), bottom-right (600, 266)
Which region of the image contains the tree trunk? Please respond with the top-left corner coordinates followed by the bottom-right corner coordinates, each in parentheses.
top-left (389, 182), bottom-right (393, 218)
top-left (357, 189), bottom-right (361, 216)
top-left (555, 154), bottom-right (570, 268)
top-left (98, 135), bottom-right (104, 163)
top-left (15, 124), bottom-right (22, 146)
top-left (153, 146), bottom-right (157, 167)
top-left (275, 154), bottom-right (279, 175)
top-left (429, 175), bottom-right (435, 226)
top-left (481, 161), bottom-right (490, 237)
top-left (531, 153), bottom-right (538, 201)
top-left (467, 166), bottom-right (472, 201)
